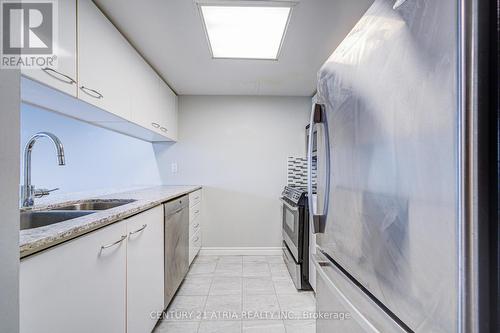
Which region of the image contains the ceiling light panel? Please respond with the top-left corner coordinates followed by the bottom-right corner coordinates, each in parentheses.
top-left (200, 5), bottom-right (292, 60)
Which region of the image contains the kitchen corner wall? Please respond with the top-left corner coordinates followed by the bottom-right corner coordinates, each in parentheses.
top-left (20, 104), bottom-right (162, 195)
top-left (154, 95), bottom-right (311, 249)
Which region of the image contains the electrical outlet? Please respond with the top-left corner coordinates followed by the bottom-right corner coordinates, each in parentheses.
top-left (171, 162), bottom-right (178, 174)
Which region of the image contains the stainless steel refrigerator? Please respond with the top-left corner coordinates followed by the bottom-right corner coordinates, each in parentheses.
top-left (307, 0), bottom-right (467, 331)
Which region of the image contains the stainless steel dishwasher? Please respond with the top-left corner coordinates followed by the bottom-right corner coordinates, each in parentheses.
top-left (164, 195), bottom-right (189, 308)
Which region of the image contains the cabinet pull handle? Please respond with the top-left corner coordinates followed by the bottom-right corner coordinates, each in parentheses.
top-left (151, 122), bottom-right (160, 128)
top-left (195, 210), bottom-right (200, 214)
top-left (80, 86), bottom-right (103, 99)
top-left (129, 224), bottom-right (147, 236)
top-left (100, 235), bottom-right (126, 251)
top-left (42, 67), bottom-right (76, 84)
top-left (160, 127), bottom-right (167, 132)
top-left (194, 223), bottom-right (200, 228)
top-left (194, 236), bottom-right (200, 242)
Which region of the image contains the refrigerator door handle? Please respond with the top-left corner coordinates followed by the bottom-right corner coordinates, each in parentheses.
top-left (308, 103), bottom-right (331, 234)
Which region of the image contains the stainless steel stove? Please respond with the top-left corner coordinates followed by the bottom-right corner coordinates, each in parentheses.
top-left (282, 186), bottom-right (308, 204)
top-left (281, 185), bottom-right (311, 290)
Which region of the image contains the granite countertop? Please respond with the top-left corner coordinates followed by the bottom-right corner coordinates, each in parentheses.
top-left (20, 185), bottom-right (201, 258)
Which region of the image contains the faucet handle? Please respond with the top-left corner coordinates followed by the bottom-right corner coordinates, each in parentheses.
top-left (34, 188), bottom-right (60, 198)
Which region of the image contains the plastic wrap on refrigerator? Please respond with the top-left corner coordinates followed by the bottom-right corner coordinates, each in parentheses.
top-left (315, 0), bottom-right (459, 331)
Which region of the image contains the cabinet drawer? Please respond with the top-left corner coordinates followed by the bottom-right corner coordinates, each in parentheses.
top-left (189, 202), bottom-right (201, 223)
top-left (189, 216), bottom-right (201, 238)
top-left (189, 229), bottom-right (201, 264)
top-left (191, 229), bottom-right (201, 249)
top-left (189, 190), bottom-right (202, 208)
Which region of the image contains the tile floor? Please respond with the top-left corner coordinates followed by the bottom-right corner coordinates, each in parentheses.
top-left (153, 255), bottom-right (316, 333)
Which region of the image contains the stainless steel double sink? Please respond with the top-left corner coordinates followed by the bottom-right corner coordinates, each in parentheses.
top-left (20, 199), bottom-right (136, 230)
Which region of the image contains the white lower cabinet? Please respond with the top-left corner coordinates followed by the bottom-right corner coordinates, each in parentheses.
top-left (20, 221), bottom-right (127, 333)
top-left (189, 190), bottom-right (203, 264)
top-left (20, 206), bottom-right (165, 333)
top-left (126, 206), bottom-right (164, 333)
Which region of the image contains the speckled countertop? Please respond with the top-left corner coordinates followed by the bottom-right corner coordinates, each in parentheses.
top-left (20, 185), bottom-right (201, 258)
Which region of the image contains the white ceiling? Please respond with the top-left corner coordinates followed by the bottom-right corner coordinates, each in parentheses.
top-left (94, 0), bottom-right (373, 96)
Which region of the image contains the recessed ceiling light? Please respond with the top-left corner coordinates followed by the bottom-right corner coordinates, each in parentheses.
top-left (199, 2), bottom-right (293, 60)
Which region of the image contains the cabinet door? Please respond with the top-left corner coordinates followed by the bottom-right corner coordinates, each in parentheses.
top-left (189, 190), bottom-right (202, 208)
top-left (130, 56), bottom-right (162, 135)
top-left (77, 0), bottom-right (132, 120)
top-left (22, 0), bottom-right (77, 96)
top-left (158, 78), bottom-right (178, 140)
top-left (20, 222), bottom-right (127, 333)
top-left (127, 206), bottom-right (164, 333)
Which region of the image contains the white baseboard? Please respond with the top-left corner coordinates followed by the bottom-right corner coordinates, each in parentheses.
top-left (199, 247), bottom-right (282, 256)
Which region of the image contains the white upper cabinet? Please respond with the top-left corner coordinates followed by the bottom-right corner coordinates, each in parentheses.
top-left (130, 55), bottom-right (162, 134)
top-left (22, 0), bottom-right (77, 96)
top-left (129, 58), bottom-right (178, 140)
top-left (77, 0), bottom-right (132, 121)
top-left (158, 78), bottom-right (178, 141)
top-left (129, 52), bottom-right (178, 140)
top-left (21, 0), bottom-right (178, 142)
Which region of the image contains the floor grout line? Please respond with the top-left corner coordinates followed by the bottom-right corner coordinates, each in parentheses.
top-left (240, 260), bottom-right (244, 332)
top-left (197, 256), bottom-right (218, 333)
top-left (156, 255), bottom-right (314, 333)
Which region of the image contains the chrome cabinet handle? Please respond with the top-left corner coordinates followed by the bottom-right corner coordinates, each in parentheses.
top-left (34, 187), bottom-right (59, 198)
top-left (151, 122), bottom-right (160, 128)
top-left (280, 198), bottom-right (299, 212)
top-left (308, 103), bottom-right (330, 234)
top-left (80, 86), bottom-right (103, 99)
top-left (100, 235), bottom-right (126, 251)
top-left (42, 67), bottom-right (76, 84)
top-left (193, 223), bottom-right (200, 228)
top-left (195, 210), bottom-right (200, 214)
top-left (160, 127), bottom-right (167, 132)
top-left (129, 224), bottom-right (147, 236)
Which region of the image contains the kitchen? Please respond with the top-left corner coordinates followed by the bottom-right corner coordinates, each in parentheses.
top-left (0, 0), bottom-right (497, 333)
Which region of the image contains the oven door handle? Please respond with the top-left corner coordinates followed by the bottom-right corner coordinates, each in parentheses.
top-left (280, 198), bottom-right (299, 212)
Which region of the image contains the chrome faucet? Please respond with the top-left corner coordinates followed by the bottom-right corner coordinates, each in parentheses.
top-left (21, 132), bottom-right (66, 208)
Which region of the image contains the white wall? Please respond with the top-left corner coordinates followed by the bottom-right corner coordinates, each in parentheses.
top-left (0, 70), bottom-right (20, 333)
top-left (154, 96), bottom-right (311, 249)
top-left (20, 104), bottom-right (162, 196)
